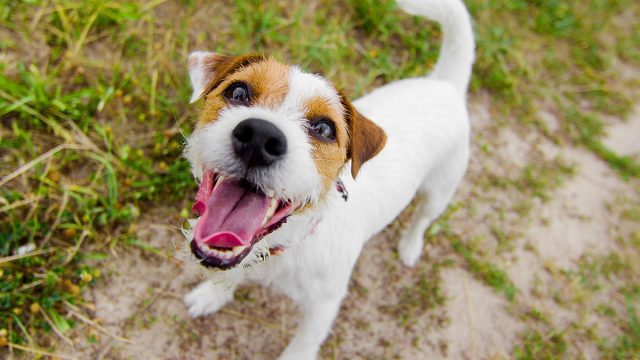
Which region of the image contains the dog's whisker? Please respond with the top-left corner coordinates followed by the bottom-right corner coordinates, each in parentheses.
top-left (172, 112), bottom-right (190, 142)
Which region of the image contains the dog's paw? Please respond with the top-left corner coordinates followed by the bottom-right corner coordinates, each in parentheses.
top-left (398, 235), bottom-right (422, 267)
top-left (277, 348), bottom-right (317, 360)
top-left (183, 281), bottom-right (233, 318)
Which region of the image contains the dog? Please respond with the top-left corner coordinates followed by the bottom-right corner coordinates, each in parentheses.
top-left (181, 0), bottom-right (474, 358)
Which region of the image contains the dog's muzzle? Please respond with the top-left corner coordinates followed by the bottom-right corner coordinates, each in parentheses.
top-left (189, 118), bottom-right (297, 269)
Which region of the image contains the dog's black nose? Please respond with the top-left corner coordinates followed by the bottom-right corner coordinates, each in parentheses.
top-left (232, 118), bottom-right (287, 168)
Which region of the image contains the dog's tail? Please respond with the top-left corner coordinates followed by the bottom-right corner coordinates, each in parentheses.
top-left (397, 0), bottom-right (475, 94)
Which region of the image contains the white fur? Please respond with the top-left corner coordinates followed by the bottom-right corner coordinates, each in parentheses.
top-left (183, 0), bottom-right (475, 358)
top-left (397, 0), bottom-right (474, 95)
top-left (284, 66), bottom-right (342, 113)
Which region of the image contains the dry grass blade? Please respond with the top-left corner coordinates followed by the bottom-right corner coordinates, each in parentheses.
top-left (142, 0), bottom-right (169, 11)
top-left (38, 307), bottom-right (74, 347)
top-left (17, 279), bottom-right (45, 292)
top-left (8, 342), bottom-right (78, 360)
top-left (62, 230), bottom-right (90, 266)
top-left (0, 196), bottom-right (40, 213)
top-left (0, 89), bottom-right (121, 169)
top-left (69, 7), bottom-right (100, 59)
top-left (65, 304), bottom-right (134, 344)
top-left (0, 248), bottom-right (55, 264)
top-left (219, 308), bottom-right (294, 335)
top-left (40, 190), bottom-right (69, 247)
top-left (463, 272), bottom-right (476, 359)
top-left (0, 89), bottom-right (73, 142)
top-left (0, 143), bottom-right (90, 188)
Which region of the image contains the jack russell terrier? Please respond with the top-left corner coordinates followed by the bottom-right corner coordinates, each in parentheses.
top-left (181, 0), bottom-right (474, 358)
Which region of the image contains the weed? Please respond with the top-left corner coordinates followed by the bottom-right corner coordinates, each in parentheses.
top-left (562, 106), bottom-right (640, 179)
top-left (392, 262), bottom-right (446, 329)
top-left (600, 293), bottom-right (640, 359)
top-left (514, 328), bottom-right (568, 359)
top-left (451, 238), bottom-right (517, 301)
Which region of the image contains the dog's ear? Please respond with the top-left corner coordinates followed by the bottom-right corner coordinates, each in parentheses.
top-left (187, 51), bottom-right (265, 103)
top-left (188, 51), bottom-right (227, 103)
top-left (340, 91), bottom-right (387, 179)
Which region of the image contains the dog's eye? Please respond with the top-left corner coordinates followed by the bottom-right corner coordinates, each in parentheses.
top-left (309, 119), bottom-right (336, 141)
top-left (223, 82), bottom-right (251, 104)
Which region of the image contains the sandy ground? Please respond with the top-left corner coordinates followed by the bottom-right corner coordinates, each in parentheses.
top-left (52, 97), bottom-right (640, 359)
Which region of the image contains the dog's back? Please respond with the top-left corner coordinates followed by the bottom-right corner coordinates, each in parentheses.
top-left (340, 0), bottom-right (475, 266)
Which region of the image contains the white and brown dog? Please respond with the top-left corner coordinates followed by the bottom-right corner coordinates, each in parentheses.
top-left (182, 0), bottom-right (474, 358)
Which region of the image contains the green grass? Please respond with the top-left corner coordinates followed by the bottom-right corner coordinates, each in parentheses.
top-left (0, 0), bottom-right (193, 352)
top-left (427, 208), bottom-right (518, 301)
top-left (523, 227), bottom-right (640, 358)
top-left (451, 237), bottom-right (518, 301)
top-left (470, 0), bottom-right (640, 179)
top-left (613, 294), bottom-right (640, 358)
top-left (391, 261), bottom-right (447, 329)
top-left (514, 328), bottom-right (569, 360)
top-left (1, 0), bottom-right (639, 356)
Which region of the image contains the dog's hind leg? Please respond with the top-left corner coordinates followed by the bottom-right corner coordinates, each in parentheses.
top-left (398, 188), bottom-right (458, 267)
top-left (398, 146), bottom-right (468, 267)
top-left (184, 280), bottom-right (238, 317)
top-left (398, 191), bottom-right (435, 267)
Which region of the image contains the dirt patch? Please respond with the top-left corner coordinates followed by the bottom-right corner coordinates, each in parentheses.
top-left (437, 268), bottom-right (522, 360)
top-left (603, 104), bottom-right (640, 157)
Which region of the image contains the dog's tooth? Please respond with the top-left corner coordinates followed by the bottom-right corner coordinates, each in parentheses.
top-left (262, 198), bottom-right (278, 226)
top-left (267, 189), bottom-right (275, 198)
top-left (213, 175), bottom-right (226, 192)
top-left (232, 245), bottom-right (247, 256)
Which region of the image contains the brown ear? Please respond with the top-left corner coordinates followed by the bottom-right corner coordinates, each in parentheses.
top-left (188, 51), bottom-right (265, 103)
top-left (340, 92), bottom-right (387, 179)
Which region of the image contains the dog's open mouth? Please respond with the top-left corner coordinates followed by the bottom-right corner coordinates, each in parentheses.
top-left (190, 170), bottom-right (293, 269)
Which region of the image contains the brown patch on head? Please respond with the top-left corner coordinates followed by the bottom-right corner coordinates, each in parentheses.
top-left (339, 91), bottom-right (387, 178)
top-left (304, 96), bottom-right (350, 191)
top-left (195, 55), bottom-right (290, 128)
top-left (239, 59), bottom-right (290, 108)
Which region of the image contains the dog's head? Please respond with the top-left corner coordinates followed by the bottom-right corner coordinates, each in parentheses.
top-left (184, 52), bottom-right (386, 269)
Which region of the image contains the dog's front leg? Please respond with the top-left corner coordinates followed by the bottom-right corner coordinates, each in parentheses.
top-left (184, 280), bottom-right (238, 318)
top-left (278, 296), bottom-right (343, 360)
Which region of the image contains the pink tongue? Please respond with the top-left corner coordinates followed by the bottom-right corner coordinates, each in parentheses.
top-left (193, 178), bottom-right (270, 248)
